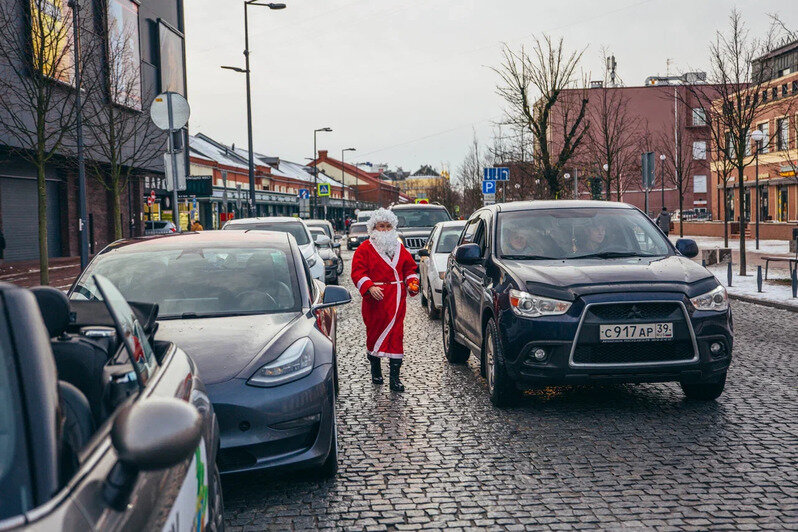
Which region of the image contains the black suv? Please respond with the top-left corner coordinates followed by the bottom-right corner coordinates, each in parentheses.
top-left (442, 201), bottom-right (733, 406)
top-left (390, 203), bottom-right (452, 260)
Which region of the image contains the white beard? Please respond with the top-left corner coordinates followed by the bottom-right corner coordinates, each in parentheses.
top-left (370, 229), bottom-right (399, 258)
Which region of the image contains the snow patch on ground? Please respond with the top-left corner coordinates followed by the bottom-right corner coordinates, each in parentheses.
top-left (707, 263), bottom-right (797, 310)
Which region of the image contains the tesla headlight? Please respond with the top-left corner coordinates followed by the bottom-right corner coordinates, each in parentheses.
top-left (509, 289), bottom-right (571, 317)
top-left (248, 338), bottom-right (315, 387)
top-left (307, 256), bottom-right (317, 267)
top-left (690, 285), bottom-right (728, 312)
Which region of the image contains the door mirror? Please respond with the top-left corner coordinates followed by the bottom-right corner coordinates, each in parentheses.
top-left (675, 238), bottom-right (699, 258)
top-left (314, 235), bottom-right (331, 246)
top-left (418, 248), bottom-right (430, 257)
top-left (332, 242), bottom-right (341, 249)
top-left (454, 243), bottom-right (482, 265)
top-left (334, 234), bottom-right (342, 241)
top-left (313, 285), bottom-right (352, 311)
top-left (104, 398), bottom-right (201, 510)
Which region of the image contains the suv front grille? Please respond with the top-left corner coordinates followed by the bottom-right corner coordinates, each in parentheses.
top-left (404, 237), bottom-right (427, 249)
top-left (573, 341), bottom-right (695, 364)
top-left (588, 302), bottom-right (681, 321)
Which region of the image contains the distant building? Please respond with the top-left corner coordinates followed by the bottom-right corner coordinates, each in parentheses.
top-left (310, 150), bottom-right (401, 207)
top-left (397, 168), bottom-right (448, 202)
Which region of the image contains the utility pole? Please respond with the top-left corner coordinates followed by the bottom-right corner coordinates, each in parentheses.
top-left (312, 127), bottom-right (332, 218)
top-left (69, 0), bottom-right (88, 268)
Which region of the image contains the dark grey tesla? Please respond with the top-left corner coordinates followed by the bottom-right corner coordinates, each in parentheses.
top-left (69, 231), bottom-right (351, 477)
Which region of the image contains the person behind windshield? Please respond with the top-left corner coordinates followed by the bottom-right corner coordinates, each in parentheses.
top-left (503, 224), bottom-right (562, 257)
top-left (576, 220), bottom-right (608, 253)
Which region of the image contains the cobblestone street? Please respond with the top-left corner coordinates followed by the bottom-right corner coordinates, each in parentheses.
top-left (223, 250), bottom-right (798, 530)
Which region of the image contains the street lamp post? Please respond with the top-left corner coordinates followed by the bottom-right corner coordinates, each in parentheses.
top-left (222, 2), bottom-right (285, 218)
top-left (312, 127), bottom-right (332, 218)
top-left (342, 147), bottom-right (356, 218)
top-left (659, 154), bottom-right (666, 210)
top-left (751, 129), bottom-right (765, 250)
top-left (602, 164), bottom-right (609, 202)
top-left (68, 0), bottom-right (88, 269)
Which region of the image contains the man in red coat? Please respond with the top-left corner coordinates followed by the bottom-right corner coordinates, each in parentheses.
top-left (351, 208), bottom-right (419, 392)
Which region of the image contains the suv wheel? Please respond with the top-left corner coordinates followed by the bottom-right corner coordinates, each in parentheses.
top-left (420, 281), bottom-right (428, 306)
top-left (680, 372), bottom-right (727, 401)
top-left (442, 298), bottom-right (469, 363)
top-left (427, 287), bottom-right (439, 319)
top-left (484, 319), bottom-right (520, 407)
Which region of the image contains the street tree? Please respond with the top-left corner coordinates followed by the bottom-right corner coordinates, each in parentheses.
top-left (494, 36), bottom-right (589, 198)
top-left (455, 132), bottom-right (486, 217)
top-left (0, 0), bottom-right (89, 284)
top-left (656, 126), bottom-right (699, 237)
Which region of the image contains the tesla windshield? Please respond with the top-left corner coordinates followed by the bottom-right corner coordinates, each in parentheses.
top-left (71, 244), bottom-right (301, 318)
top-left (394, 208), bottom-right (450, 228)
top-left (224, 221), bottom-right (310, 245)
top-left (497, 208), bottom-right (672, 260)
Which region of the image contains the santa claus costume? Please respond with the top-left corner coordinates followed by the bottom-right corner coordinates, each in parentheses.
top-left (351, 208), bottom-right (419, 392)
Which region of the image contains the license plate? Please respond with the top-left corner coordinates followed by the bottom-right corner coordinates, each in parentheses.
top-left (599, 322), bottom-right (673, 342)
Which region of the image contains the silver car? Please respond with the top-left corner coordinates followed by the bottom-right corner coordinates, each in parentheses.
top-left (418, 220), bottom-right (466, 318)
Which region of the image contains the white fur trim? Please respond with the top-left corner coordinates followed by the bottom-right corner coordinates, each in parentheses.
top-left (356, 276), bottom-right (372, 290)
top-left (369, 351), bottom-right (404, 359)
top-left (366, 208), bottom-right (398, 233)
top-left (371, 245), bottom-right (402, 356)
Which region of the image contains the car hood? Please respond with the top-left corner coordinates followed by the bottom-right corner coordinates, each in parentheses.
top-left (502, 255), bottom-right (713, 296)
top-left (156, 312), bottom-right (300, 385)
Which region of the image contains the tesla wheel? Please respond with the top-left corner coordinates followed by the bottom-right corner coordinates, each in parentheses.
top-left (336, 259), bottom-right (344, 275)
top-left (319, 403), bottom-right (338, 478)
top-left (442, 298), bottom-right (469, 363)
top-left (681, 372), bottom-right (727, 401)
top-left (427, 288), bottom-right (439, 319)
top-left (484, 319), bottom-right (520, 408)
top-left (208, 462), bottom-right (225, 531)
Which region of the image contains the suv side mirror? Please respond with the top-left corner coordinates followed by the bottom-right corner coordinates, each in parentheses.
top-left (675, 238), bottom-right (699, 258)
top-left (418, 248), bottom-right (430, 257)
top-left (334, 234), bottom-right (342, 241)
top-left (104, 398), bottom-right (201, 510)
top-left (454, 243), bottom-right (482, 265)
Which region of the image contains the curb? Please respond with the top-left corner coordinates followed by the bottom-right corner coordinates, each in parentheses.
top-left (729, 293), bottom-right (798, 313)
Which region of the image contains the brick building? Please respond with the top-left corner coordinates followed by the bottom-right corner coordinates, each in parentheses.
top-left (310, 150), bottom-right (401, 207)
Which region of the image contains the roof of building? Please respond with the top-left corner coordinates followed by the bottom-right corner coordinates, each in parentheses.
top-left (190, 134), bottom-right (251, 171)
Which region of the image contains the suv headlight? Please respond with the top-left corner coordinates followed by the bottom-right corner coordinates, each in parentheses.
top-left (690, 285), bottom-right (728, 312)
top-left (509, 289), bottom-right (571, 317)
top-left (248, 338), bottom-right (315, 387)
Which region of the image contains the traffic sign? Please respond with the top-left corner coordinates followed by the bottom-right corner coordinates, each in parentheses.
top-left (298, 188), bottom-right (310, 199)
top-left (483, 194), bottom-right (496, 206)
top-left (482, 180), bottom-right (497, 194)
top-left (641, 152), bottom-right (656, 190)
top-left (317, 183), bottom-right (331, 197)
top-left (150, 92), bottom-right (190, 131)
top-left (415, 198), bottom-right (429, 204)
top-left (483, 167), bottom-right (510, 181)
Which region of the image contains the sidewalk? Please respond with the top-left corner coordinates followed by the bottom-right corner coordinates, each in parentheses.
top-left (668, 234), bottom-right (794, 270)
top-left (0, 256), bottom-right (83, 290)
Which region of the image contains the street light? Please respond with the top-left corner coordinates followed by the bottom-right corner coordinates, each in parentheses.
top-left (221, 1), bottom-right (286, 218)
top-left (564, 173), bottom-right (571, 200)
top-left (342, 148), bottom-right (356, 213)
top-left (312, 127), bottom-right (333, 218)
top-left (660, 154), bottom-right (666, 210)
top-left (751, 128), bottom-right (765, 250)
top-left (68, 0), bottom-right (88, 268)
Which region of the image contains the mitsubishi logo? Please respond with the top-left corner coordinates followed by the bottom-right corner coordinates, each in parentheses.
top-left (627, 305), bottom-right (645, 319)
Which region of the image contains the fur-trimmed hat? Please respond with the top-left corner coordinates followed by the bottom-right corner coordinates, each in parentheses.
top-left (366, 208), bottom-right (399, 233)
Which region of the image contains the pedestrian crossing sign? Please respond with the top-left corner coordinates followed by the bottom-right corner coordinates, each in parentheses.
top-left (317, 183), bottom-right (331, 197)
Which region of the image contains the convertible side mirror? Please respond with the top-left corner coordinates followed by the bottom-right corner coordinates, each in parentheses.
top-left (675, 238), bottom-right (699, 259)
top-left (454, 243), bottom-right (482, 265)
top-left (104, 398), bottom-right (201, 510)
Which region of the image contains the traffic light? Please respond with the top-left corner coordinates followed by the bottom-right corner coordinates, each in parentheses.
top-left (590, 177), bottom-right (603, 200)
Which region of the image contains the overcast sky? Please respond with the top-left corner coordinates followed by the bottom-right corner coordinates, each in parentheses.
top-left (185, 0), bottom-right (796, 175)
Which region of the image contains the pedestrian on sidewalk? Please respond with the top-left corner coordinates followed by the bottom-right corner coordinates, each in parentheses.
top-left (656, 206), bottom-right (671, 236)
top-left (350, 208), bottom-right (419, 392)
top-left (191, 219), bottom-right (204, 231)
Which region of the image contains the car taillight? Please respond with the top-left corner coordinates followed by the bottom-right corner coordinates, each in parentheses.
top-left (170, 227), bottom-right (176, 232)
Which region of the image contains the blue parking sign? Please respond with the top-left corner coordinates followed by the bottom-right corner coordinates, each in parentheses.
top-left (482, 180), bottom-right (496, 194)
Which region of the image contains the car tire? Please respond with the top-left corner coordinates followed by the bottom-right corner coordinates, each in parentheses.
top-left (319, 401), bottom-right (338, 478)
top-left (484, 318), bottom-right (520, 408)
top-left (208, 462), bottom-right (225, 532)
top-left (426, 288), bottom-right (439, 320)
top-left (420, 284), bottom-right (428, 306)
top-left (442, 298), bottom-right (469, 363)
top-left (336, 259), bottom-right (344, 276)
top-left (680, 372), bottom-right (727, 401)
top-left (330, 275), bottom-right (338, 285)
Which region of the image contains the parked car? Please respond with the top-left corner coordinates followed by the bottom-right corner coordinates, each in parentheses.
top-left (144, 220), bottom-right (177, 235)
top-left (0, 279), bottom-right (223, 531)
top-left (442, 200), bottom-right (733, 407)
top-left (223, 216), bottom-right (325, 282)
top-left (306, 219), bottom-right (344, 274)
top-left (418, 220), bottom-right (466, 318)
top-left (309, 227), bottom-right (342, 284)
top-left (390, 203), bottom-right (452, 261)
top-left (69, 231), bottom-right (351, 477)
top-left (356, 210), bottom-right (375, 223)
top-left (346, 222), bottom-right (369, 250)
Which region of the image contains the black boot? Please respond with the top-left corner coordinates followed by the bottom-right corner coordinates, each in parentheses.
top-left (368, 355), bottom-right (383, 384)
top-left (389, 359), bottom-right (405, 392)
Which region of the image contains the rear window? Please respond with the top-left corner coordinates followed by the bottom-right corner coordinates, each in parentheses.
top-left (146, 221), bottom-right (168, 229)
top-left (350, 223), bottom-right (367, 235)
top-left (224, 221), bottom-right (310, 245)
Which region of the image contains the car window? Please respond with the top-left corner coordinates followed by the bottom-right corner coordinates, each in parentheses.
top-left (146, 221), bottom-right (168, 229)
top-left (393, 208), bottom-right (450, 228)
top-left (459, 218), bottom-right (479, 245)
top-left (474, 221), bottom-right (487, 256)
top-left (302, 258), bottom-right (316, 305)
top-left (224, 221), bottom-right (310, 245)
top-left (497, 208), bottom-right (672, 260)
top-left (349, 223), bottom-right (367, 235)
top-left (70, 243), bottom-right (302, 318)
top-left (436, 226), bottom-right (464, 253)
top-left (0, 324), bottom-right (32, 521)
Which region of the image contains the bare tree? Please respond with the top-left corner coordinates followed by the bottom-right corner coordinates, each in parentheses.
top-left (427, 175), bottom-right (462, 218)
top-left (487, 124), bottom-right (540, 200)
top-left (0, 0), bottom-right (89, 284)
top-left (656, 125), bottom-right (699, 237)
top-left (83, 2), bottom-right (165, 240)
top-left (494, 36), bottom-right (589, 198)
top-left (455, 132), bottom-right (486, 217)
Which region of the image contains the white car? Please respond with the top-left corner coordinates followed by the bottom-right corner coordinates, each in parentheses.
top-left (417, 220), bottom-right (466, 318)
top-left (222, 217), bottom-right (326, 281)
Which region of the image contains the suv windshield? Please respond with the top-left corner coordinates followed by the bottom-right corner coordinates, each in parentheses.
top-left (70, 243), bottom-right (301, 318)
top-left (393, 208), bottom-right (450, 228)
top-left (497, 208), bottom-right (672, 260)
top-left (224, 221), bottom-right (310, 245)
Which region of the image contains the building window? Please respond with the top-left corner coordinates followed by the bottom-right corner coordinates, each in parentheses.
top-left (744, 130), bottom-right (752, 157)
top-left (771, 87), bottom-right (778, 100)
top-left (777, 185), bottom-right (789, 222)
top-left (692, 141), bottom-right (707, 160)
top-left (757, 122), bottom-right (769, 153)
top-left (30, 0), bottom-right (75, 85)
top-left (692, 108), bottom-right (707, 126)
top-left (793, 80), bottom-right (798, 94)
top-left (107, 0), bottom-right (142, 110)
top-left (782, 84), bottom-right (789, 97)
top-left (777, 118), bottom-right (790, 151)
top-left (762, 90), bottom-right (768, 103)
top-left (693, 175), bottom-right (707, 194)
top-left (158, 21), bottom-right (186, 96)
top-left (726, 132), bottom-right (736, 159)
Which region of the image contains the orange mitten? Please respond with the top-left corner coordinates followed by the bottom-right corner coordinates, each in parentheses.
top-left (407, 278), bottom-right (419, 296)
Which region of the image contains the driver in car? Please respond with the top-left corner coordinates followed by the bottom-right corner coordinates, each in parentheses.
top-left (503, 225), bottom-right (562, 257)
top-left (577, 220), bottom-right (608, 253)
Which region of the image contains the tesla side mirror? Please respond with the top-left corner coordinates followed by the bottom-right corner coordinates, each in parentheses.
top-left (313, 285), bottom-right (352, 311)
top-left (315, 235), bottom-right (331, 246)
top-left (454, 243), bottom-right (482, 265)
top-left (418, 248), bottom-right (430, 257)
top-left (675, 238), bottom-right (699, 258)
top-left (104, 398), bottom-right (201, 510)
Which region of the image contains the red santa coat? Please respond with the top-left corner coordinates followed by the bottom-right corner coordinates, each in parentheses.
top-left (351, 239), bottom-right (418, 359)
